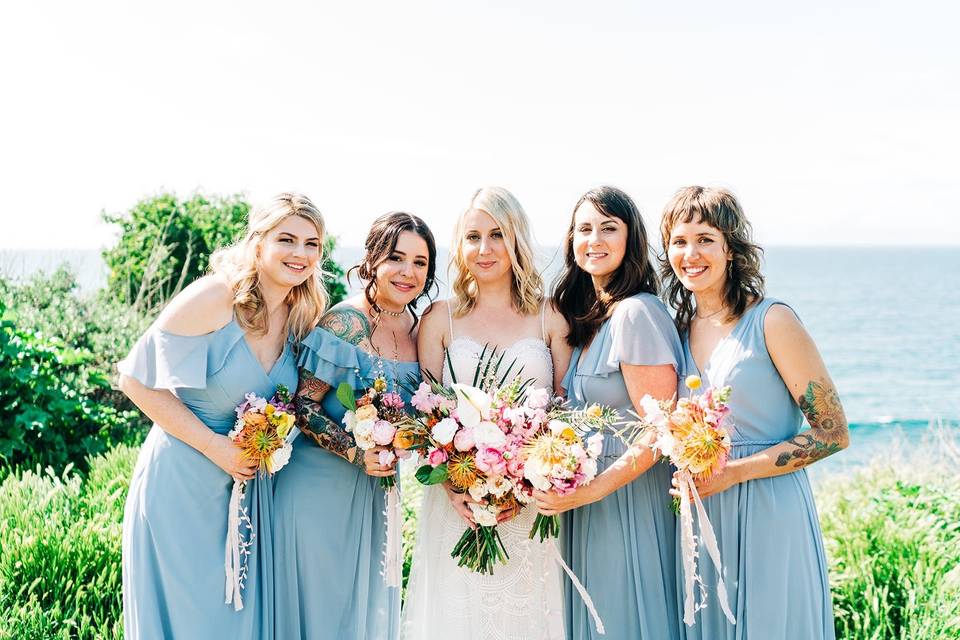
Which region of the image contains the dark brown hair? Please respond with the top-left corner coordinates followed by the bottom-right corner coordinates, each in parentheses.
top-left (553, 186), bottom-right (659, 348)
top-left (348, 212), bottom-right (438, 333)
top-left (659, 186), bottom-right (765, 333)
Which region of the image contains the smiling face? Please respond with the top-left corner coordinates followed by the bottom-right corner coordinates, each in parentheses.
top-left (372, 230), bottom-right (430, 311)
top-left (667, 217), bottom-right (732, 297)
top-left (460, 208), bottom-right (513, 286)
top-left (258, 214), bottom-right (322, 289)
top-left (572, 200), bottom-right (628, 288)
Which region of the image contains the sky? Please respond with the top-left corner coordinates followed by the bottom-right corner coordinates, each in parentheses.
top-left (1, 0), bottom-right (957, 250)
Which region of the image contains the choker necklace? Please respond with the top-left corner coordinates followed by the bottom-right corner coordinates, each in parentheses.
top-left (694, 306), bottom-right (725, 320)
top-left (373, 303), bottom-right (405, 318)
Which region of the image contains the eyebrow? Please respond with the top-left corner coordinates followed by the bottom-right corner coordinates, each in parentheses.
top-left (278, 231), bottom-right (320, 241)
top-left (391, 249), bottom-right (430, 260)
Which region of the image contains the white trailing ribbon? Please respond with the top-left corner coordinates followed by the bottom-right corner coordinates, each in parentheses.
top-left (546, 541), bottom-right (605, 635)
top-left (382, 484), bottom-right (402, 587)
top-left (677, 470), bottom-right (736, 626)
top-left (224, 479), bottom-right (246, 611)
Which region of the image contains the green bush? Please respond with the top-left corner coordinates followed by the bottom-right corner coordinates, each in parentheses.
top-left (0, 301), bottom-right (135, 473)
top-left (102, 192), bottom-right (346, 313)
top-left (0, 445), bottom-right (136, 639)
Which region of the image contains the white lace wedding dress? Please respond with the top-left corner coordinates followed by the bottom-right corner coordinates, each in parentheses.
top-left (401, 309), bottom-right (565, 640)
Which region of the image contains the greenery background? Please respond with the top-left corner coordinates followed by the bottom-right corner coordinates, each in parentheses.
top-left (0, 193), bottom-right (957, 639)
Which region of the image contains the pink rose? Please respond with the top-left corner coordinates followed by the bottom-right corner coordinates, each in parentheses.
top-left (427, 448), bottom-right (448, 467)
top-left (505, 453), bottom-right (524, 478)
top-left (475, 447), bottom-right (506, 475)
top-left (378, 449), bottom-right (397, 467)
top-left (411, 382), bottom-right (438, 412)
top-left (453, 426), bottom-right (475, 452)
top-left (372, 420), bottom-right (397, 446)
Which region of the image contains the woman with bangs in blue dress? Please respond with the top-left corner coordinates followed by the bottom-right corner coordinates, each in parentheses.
top-left (660, 186), bottom-right (848, 640)
top-left (273, 212), bottom-right (437, 640)
top-left (117, 193), bottom-right (328, 639)
top-left (534, 186), bottom-right (684, 640)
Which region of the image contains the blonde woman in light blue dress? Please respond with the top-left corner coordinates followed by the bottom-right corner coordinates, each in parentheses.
top-left (661, 186), bottom-right (848, 639)
top-left (117, 193), bottom-right (327, 639)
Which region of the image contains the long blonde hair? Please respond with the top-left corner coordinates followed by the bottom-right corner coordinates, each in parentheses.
top-left (450, 186), bottom-right (543, 317)
top-left (210, 192), bottom-right (329, 340)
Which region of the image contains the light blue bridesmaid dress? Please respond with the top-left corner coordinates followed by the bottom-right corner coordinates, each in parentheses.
top-left (118, 318), bottom-right (296, 639)
top-left (273, 328), bottom-right (419, 640)
top-left (677, 298), bottom-right (834, 639)
top-left (561, 292), bottom-right (684, 640)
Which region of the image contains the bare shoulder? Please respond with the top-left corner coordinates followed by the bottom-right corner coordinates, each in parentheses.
top-left (418, 299), bottom-right (451, 334)
top-left (154, 274), bottom-right (234, 336)
top-left (318, 297), bottom-right (372, 346)
top-left (543, 297), bottom-right (569, 338)
top-left (763, 302), bottom-right (806, 342)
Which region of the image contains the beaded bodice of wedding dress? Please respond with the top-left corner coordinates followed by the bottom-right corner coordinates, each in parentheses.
top-left (401, 330), bottom-right (565, 640)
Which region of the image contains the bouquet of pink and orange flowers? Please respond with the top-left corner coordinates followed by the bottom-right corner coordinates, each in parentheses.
top-left (225, 384), bottom-right (297, 610)
top-left (632, 374), bottom-right (736, 627)
top-left (336, 375), bottom-right (420, 587)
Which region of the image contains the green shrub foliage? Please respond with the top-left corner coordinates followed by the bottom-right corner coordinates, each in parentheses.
top-left (0, 299), bottom-right (134, 473)
top-left (102, 192), bottom-right (346, 313)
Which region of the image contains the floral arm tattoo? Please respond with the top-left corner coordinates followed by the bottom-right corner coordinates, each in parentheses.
top-left (775, 378), bottom-right (848, 469)
top-left (294, 305), bottom-right (373, 467)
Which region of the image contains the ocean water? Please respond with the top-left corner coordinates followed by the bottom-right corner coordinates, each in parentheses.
top-left (3, 246), bottom-right (957, 472)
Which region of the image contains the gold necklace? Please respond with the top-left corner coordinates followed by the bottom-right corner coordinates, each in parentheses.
top-left (373, 302), bottom-right (405, 318)
top-left (694, 306), bottom-right (726, 320)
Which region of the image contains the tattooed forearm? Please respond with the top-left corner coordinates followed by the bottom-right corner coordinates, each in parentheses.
top-left (296, 394), bottom-right (363, 466)
top-left (298, 368), bottom-right (330, 400)
top-left (775, 434), bottom-right (843, 468)
top-left (319, 306), bottom-right (372, 347)
top-left (775, 378), bottom-right (849, 469)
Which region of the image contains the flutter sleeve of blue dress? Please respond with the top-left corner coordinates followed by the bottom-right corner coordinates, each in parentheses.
top-left (603, 293), bottom-right (683, 372)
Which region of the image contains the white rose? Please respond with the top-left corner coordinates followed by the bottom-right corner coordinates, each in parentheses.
top-left (354, 429), bottom-right (376, 449)
top-left (586, 433), bottom-right (603, 458)
top-left (431, 417), bottom-right (459, 446)
top-left (485, 475), bottom-right (512, 498)
top-left (468, 480), bottom-right (488, 502)
top-left (524, 467), bottom-right (551, 491)
top-left (342, 410), bottom-right (357, 433)
top-left (473, 421), bottom-right (506, 448)
top-left (580, 456), bottom-right (598, 480)
top-left (469, 503), bottom-right (498, 527)
top-left (269, 443), bottom-right (292, 473)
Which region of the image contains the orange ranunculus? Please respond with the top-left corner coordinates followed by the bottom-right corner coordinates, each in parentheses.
top-left (393, 429), bottom-right (418, 450)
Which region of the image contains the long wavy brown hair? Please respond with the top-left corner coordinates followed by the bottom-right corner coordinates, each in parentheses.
top-left (659, 186), bottom-right (765, 333)
top-left (209, 192), bottom-right (329, 341)
top-left (553, 185), bottom-right (659, 348)
top-left (347, 211), bottom-right (437, 334)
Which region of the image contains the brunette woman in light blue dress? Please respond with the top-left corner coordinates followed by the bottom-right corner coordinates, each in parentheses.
top-left (661, 186), bottom-right (848, 639)
top-left (534, 186), bottom-right (683, 640)
top-left (117, 193), bottom-right (328, 639)
top-left (273, 212), bottom-right (437, 640)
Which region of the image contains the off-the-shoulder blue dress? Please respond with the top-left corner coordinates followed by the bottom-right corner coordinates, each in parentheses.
top-left (118, 318), bottom-right (296, 639)
top-left (560, 293), bottom-right (684, 640)
top-left (676, 298), bottom-right (834, 639)
top-left (272, 327), bottom-right (419, 640)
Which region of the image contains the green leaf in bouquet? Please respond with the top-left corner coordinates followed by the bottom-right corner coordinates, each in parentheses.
top-left (415, 462), bottom-right (449, 485)
top-left (336, 382), bottom-right (357, 411)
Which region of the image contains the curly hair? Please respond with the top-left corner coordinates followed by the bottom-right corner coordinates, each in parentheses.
top-left (449, 187), bottom-right (543, 317)
top-left (209, 192), bottom-right (329, 341)
top-left (659, 186), bottom-right (765, 333)
top-left (553, 185), bottom-right (659, 348)
top-left (346, 211), bottom-right (437, 333)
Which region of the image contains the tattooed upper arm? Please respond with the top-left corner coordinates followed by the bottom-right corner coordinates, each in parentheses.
top-left (765, 303), bottom-right (849, 470)
top-left (319, 304), bottom-right (372, 347)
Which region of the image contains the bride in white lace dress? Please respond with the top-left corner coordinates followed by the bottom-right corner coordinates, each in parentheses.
top-left (401, 187), bottom-right (571, 640)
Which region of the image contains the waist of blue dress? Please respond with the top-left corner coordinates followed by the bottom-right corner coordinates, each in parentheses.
top-left (731, 439), bottom-right (780, 447)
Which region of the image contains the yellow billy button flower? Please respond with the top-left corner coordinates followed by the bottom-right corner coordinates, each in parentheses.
top-left (685, 375), bottom-right (702, 391)
top-left (373, 377), bottom-right (388, 393)
top-left (265, 404), bottom-right (275, 416)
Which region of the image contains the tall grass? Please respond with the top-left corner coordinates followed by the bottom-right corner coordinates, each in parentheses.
top-left (0, 446), bottom-right (135, 639)
top-left (1, 438), bottom-right (958, 638)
